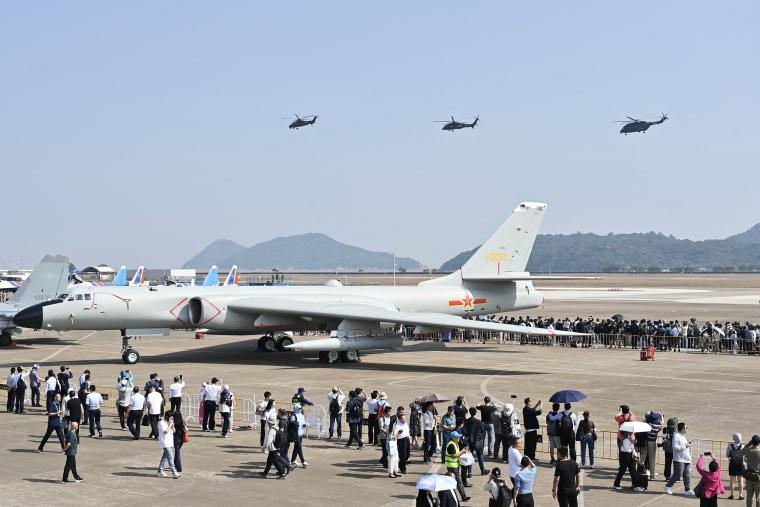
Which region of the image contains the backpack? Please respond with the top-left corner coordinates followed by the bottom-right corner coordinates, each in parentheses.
top-left (494, 480), bottom-right (513, 507)
top-left (729, 444), bottom-right (746, 470)
top-left (348, 400), bottom-right (362, 422)
top-left (547, 414), bottom-right (559, 436)
top-left (471, 424), bottom-right (485, 451)
top-left (499, 412), bottom-right (512, 436)
top-left (273, 429), bottom-right (283, 449)
top-left (560, 413), bottom-right (574, 440)
top-left (662, 432), bottom-right (674, 453)
top-left (17, 376), bottom-right (26, 390)
top-left (329, 396), bottom-right (340, 416)
top-left (286, 414), bottom-right (299, 442)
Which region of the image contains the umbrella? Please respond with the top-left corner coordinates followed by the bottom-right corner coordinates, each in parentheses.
top-left (612, 314), bottom-right (624, 321)
top-left (619, 421), bottom-right (652, 433)
top-left (416, 474), bottom-right (457, 492)
top-left (415, 393), bottom-right (451, 404)
top-left (549, 390), bottom-right (587, 403)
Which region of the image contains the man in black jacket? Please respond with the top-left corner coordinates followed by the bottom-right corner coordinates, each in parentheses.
top-left (463, 407), bottom-right (489, 476)
top-left (523, 397), bottom-right (543, 461)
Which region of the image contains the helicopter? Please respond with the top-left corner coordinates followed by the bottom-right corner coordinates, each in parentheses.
top-left (616, 113), bottom-right (668, 134)
top-left (435, 116), bottom-right (479, 131)
top-left (283, 114), bottom-right (318, 130)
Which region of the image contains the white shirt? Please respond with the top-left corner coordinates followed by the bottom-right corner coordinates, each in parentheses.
top-left (423, 411), bottom-right (436, 430)
top-left (130, 392), bottom-right (145, 411)
top-left (256, 400), bottom-right (269, 420)
top-left (78, 373), bottom-right (87, 387)
top-left (396, 420), bottom-right (410, 439)
top-left (169, 381), bottom-right (185, 398)
top-left (672, 432), bottom-right (692, 463)
top-left (85, 392), bottom-right (103, 411)
top-left (296, 412), bottom-right (306, 437)
top-left (620, 436), bottom-right (635, 453)
top-left (7, 373), bottom-right (18, 389)
top-left (508, 446), bottom-right (522, 478)
top-left (203, 383), bottom-right (220, 402)
top-left (367, 398), bottom-right (379, 414)
top-left (45, 376), bottom-right (58, 392)
top-left (146, 391), bottom-right (163, 415)
top-left (158, 420), bottom-right (173, 449)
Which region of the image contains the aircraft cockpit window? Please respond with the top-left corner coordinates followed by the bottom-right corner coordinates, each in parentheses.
top-left (76, 294), bottom-right (84, 301)
top-left (58, 294), bottom-right (68, 300)
top-left (68, 296), bottom-right (74, 301)
top-left (84, 294), bottom-right (92, 301)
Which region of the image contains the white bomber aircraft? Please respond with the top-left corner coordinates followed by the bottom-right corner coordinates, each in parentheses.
top-left (14, 202), bottom-right (582, 364)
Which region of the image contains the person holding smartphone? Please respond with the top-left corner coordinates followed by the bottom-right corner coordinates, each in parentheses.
top-left (696, 451), bottom-right (725, 506)
top-left (665, 422), bottom-right (694, 496)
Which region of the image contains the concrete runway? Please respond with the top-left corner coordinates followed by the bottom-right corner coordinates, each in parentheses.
top-left (1, 325), bottom-right (755, 507)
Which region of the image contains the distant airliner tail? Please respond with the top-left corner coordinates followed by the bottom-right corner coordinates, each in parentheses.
top-left (222, 265), bottom-right (239, 286)
top-left (130, 266), bottom-right (145, 286)
top-left (111, 266), bottom-right (128, 286)
top-left (201, 265), bottom-right (219, 286)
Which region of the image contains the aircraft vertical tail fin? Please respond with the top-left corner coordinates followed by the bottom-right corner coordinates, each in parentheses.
top-left (111, 266), bottom-right (128, 286)
top-left (459, 202), bottom-right (546, 280)
top-left (10, 255), bottom-right (70, 307)
top-left (130, 266), bottom-right (145, 286)
top-left (222, 265), bottom-right (239, 286)
top-left (201, 265), bottom-right (219, 286)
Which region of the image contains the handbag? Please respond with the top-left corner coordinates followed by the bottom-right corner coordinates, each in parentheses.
top-left (693, 480), bottom-right (705, 499)
top-left (141, 412), bottom-right (149, 427)
top-left (459, 451), bottom-right (475, 466)
top-left (182, 427), bottom-right (189, 443)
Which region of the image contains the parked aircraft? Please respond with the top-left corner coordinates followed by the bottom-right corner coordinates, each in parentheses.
top-left (14, 202), bottom-right (583, 364)
top-left (0, 255), bottom-right (70, 345)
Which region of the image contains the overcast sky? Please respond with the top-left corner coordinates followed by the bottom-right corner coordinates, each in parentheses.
top-left (1, 2), bottom-right (758, 269)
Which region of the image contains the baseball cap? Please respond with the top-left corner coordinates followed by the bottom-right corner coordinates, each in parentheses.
top-left (752, 435), bottom-right (760, 445)
top-left (450, 431), bottom-right (462, 438)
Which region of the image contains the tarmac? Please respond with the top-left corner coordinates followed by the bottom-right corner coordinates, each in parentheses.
top-left (0, 274), bottom-right (757, 506)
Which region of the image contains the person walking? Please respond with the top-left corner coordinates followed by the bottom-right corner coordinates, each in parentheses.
top-left (514, 457), bottom-right (537, 507)
top-left (741, 435), bottom-right (760, 507)
top-left (29, 364), bottom-right (41, 407)
top-left (85, 385), bottom-right (104, 438)
top-left (261, 402), bottom-right (287, 479)
top-left (522, 398), bottom-right (542, 461)
top-left (577, 411), bottom-right (596, 469)
top-left (696, 453), bottom-right (725, 507)
top-left (345, 390), bottom-right (364, 450)
top-left (62, 422), bottom-right (83, 483)
top-left (219, 384), bottom-right (234, 438)
top-left (146, 385), bottom-right (163, 439)
top-left (65, 390), bottom-right (82, 439)
top-left (727, 433), bottom-right (746, 500)
top-left (327, 386), bottom-right (345, 440)
top-left (77, 373), bottom-right (90, 424)
top-left (552, 446), bottom-right (581, 507)
top-left (173, 411), bottom-right (187, 474)
top-left (464, 406), bottom-right (488, 476)
top-left (613, 431), bottom-right (636, 490)
top-left (127, 386), bottom-right (145, 440)
top-left (38, 393), bottom-right (65, 452)
top-left (290, 404), bottom-right (308, 467)
top-left (665, 422), bottom-right (694, 497)
top-left (116, 378), bottom-right (132, 431)
top-left (614, 405), bottom-right (635, 449)
top-left (169, 375), bottom-right (185, 413)
top-left (202, 377), bottom-right (221, 432)
top-left (156, 411), bottom-right (180, 479)
top-left (444, 431), bottom-right (470, 502)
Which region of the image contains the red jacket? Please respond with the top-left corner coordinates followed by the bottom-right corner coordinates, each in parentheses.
top-left (696, 455), bottom-right (726, 499)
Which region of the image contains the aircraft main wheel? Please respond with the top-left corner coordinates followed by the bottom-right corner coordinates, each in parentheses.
top-left (258, 335), bottom-right (277, 352)
top-left (318, 350), bottom-right (341, 363)
top-left (0, 332), bottom-right (12, 346)
top-left (340, 350), bottom-right (359, 363)
top-left (276, 335), bottom-right (294, 351)
top-left (122, 349), bottom-right (140, 364)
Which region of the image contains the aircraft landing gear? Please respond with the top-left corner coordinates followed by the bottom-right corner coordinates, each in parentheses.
top-left (317, 350), bottom-right (360, 364)
top-left (258, 333), bottom-right (294, 352)
top-left (275, 335), bottom-right (294, 351)
top-left (121, 335), bottom-right (141, 364)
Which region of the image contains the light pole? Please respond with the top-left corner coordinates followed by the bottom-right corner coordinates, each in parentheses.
top-left (392, 251), bottom-right (396, 286)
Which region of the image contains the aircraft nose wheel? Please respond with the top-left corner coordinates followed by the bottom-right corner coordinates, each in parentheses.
top-left (122, 348), bottom-right (140, 364)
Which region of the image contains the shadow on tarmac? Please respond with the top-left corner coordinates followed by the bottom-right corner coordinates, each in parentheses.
top-left (4, 338), bottom-right (543, 377)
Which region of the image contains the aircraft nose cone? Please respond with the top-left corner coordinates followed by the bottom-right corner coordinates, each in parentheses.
top-left (13, 303), bottom-right (44, 329)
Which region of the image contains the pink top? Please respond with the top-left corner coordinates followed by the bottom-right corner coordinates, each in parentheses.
top-left (696, 455), bottom-right (726, 498)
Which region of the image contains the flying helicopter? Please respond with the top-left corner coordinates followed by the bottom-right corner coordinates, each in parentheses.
top-left (615, 113), bottom-right (668, 134)
top-left (435, 116), bottom-right (479, 131)
top-left (283, 114), bottom-right (318, 130)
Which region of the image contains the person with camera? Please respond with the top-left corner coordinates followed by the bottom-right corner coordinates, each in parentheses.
top-left (696, 451), bottom-right (725, 507)
top-left (219, 384), bottom-right (234, 438)
top-left (169, 375), bottom-right (185, 413)
top-left (57, 366), bottom-right (73, 396)
top-left (665, 422), bottom-right (694, 496)
top-left (514, 457), bottom-right (537, 507)
top-left (522, 398), bottom-right (542, 462)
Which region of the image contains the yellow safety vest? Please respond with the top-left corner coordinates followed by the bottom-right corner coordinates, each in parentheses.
top-left (445, 440), bottom-right (460, 469)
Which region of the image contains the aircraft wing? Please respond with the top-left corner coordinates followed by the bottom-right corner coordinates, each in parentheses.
top-left (227, 297), bottom-right (583, 337)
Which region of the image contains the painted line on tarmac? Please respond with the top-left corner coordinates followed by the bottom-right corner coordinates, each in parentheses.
top-left (37, 331), bottom-right (97, 363)
top-left (389, 373), bottom-right (445, 385)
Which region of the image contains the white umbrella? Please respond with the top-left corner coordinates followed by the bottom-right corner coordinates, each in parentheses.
top-left (416, 474), bottom-right (458, 492)
top-left (619, 421), bottom-right (652, 433)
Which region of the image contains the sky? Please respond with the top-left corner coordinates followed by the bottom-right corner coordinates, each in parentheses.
top-left (1, 2), bottom-right (758, 270)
